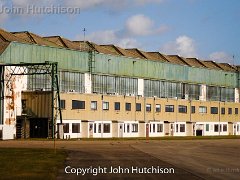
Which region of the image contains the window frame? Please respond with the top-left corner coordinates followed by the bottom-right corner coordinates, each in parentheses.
top-left (102, 101), bottom-right (109, 110)
top-left (114, 102), bottom-right (120, 111)
top-left (72, 100), bottom-right (85, 110)
top-left (178, 105), bottom-right (187, 113)
top-left (165, 105), bottom-right (174, 112)
top-left (125, 103), bottom-right (131, 111)
top-left (210, 107), bottom-right (218, 114)
top-left (91, 101), bottom-right (97, 110)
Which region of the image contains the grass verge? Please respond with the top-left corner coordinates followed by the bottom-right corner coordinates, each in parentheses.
top-left (0, 148), bottom-right (66, 180)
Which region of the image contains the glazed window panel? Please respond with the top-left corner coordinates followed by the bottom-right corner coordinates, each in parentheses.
top-left (72, 123), bottom-right (80, 133)
top-left (59, 71), bottom-right (85, 93)
top-left (92, 74), bottom-right (138, 95)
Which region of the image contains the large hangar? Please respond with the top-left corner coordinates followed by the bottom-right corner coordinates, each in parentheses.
top-left (0, 28), bottom-right (240, 139)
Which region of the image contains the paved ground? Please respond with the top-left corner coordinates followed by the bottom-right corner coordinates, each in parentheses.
top-left (0, 139), bottom-right (239, 179)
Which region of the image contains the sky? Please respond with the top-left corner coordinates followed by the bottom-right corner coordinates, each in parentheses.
top-left (0, 0), bottom-right (240, 64)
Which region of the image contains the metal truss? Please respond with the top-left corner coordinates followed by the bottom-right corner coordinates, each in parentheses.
top-left (0, 61), bottom-right (62, 138)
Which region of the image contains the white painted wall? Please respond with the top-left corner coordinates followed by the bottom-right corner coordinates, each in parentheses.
top-left (195, 122), bottom-right (228, 136)
top-left (149, 121), bottom-right (164, 137)
top-left (235, 88), bottom-right (239, 103)
top-left (138, 79), bottom-right (144, 96)
top-left (56, 120), bottom-right (81, 139)
top-left (0, 125), bottom-right (16, 140)
top-left (174, 122), bottom-right (187, 136)
top-left (199, 84), bottom-right (207, 101)
top-left (92, 121), bottom-right (112, 138)
top-left (84, 73), bottom-right (92, 94)
top-left (121, 121), bottom-right (139, 137)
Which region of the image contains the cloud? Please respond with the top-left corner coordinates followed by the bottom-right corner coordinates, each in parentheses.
top-left (160, 35), bottom-right (197, 57)
top-left (209, 51), bottom-right (233, 64)
top-left (125, 14), bottom-right (169, 36)
top-left (76, 30), bottom-right (141, 49)
top-left (64, 0), bottom-right (164, 10)
top-left (75, 14), bottom-right (168, 49)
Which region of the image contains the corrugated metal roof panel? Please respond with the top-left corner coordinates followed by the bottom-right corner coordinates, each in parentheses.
top-left (13, 32), bottom-right (60, 47)
top-left (185, 58), bottom-right (206, 68)
top-left (0, 28), bottom-right (29, 43)
top-left (145, 52), bottom-right (169, 62)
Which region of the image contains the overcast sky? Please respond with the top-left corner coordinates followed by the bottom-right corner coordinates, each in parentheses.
top-left (1, 0), bottom-right (240, 64)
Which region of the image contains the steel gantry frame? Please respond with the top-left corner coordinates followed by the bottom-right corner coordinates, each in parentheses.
top-left (0, 61), bottom-right (62, 138)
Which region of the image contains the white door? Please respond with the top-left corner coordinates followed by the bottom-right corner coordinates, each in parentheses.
top-left (119, 124), bottom-right (123, 137)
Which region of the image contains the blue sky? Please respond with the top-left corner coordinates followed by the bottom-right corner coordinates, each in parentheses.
top-left (1, 0), bottom-right (240, 64)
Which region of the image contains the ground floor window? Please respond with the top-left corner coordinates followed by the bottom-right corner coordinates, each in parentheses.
top-left (180, 124), bottom-right (185, 132)
top-left (72, 123), bottom-right (80, 133)
top-left (157, 124), bottom-right (163, 132)
top-left (132, 124), bottom-right (138, 132)
top-left (206, 124), bottom-right (209, 131)
top-left (63, 123), bottom-right (69, 133)
top-left (214, 124), bottom-right (219, 132)
top-left (103, 123), bottom-right (110, 133)
top-left (223, 124), bottom-right (227, 132)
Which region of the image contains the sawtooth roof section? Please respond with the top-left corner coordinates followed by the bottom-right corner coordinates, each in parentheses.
top-left (12, 32), bottom-right (60, 47)
top-left (218, 63), bottom-right (237, 72)
top-left (146, 52), bottom-right (169, 62)
top-left (201, 61), bottom-right (223, 70)
top-left (72, 41), bottom-right (96, 51)
top-left (185, 58), bottom-right (207, 68)
top-left (163, 55), bottom-right (190, 66)
top-left (125, 49), bottom-right (147, 59)
top-left (0, 41), bottom-right (10, 55)
top-left (0, 28), bottom-right (29, 43)
top-left (44, 36), bottom-right (79, 49)
top-left (100, 45), bottom-right (123, 56)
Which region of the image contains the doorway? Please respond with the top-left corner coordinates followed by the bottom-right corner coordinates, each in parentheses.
top-left (119, 123), bottom-right (123, 137)
top-left (30, 118), bottom-right (48, 138)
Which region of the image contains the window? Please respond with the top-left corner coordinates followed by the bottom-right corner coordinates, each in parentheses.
top-left (103, 101), bottom-right (109, 110)
top-left (125, 103), bottom-right (131, 111)
top-left (115, 102), bottom-right (120, 111)
top-left (176, 124), bottom-right (179, 132)
top-left (214, 124), bottom-right (219, 132)
top-left (178, 105), bottom-right (187, 113)
top-left (153, 124), bottom-right (156, 132)
top-left (98, 124), bottom-right (101, 133)
top-left (206, 124), bottom-right (209, 131)
top-left (221, 108), bottom-right (225, 114)
top-left (235, 108), bottom-right (238, 114)
top-left (165, 105), bottom-right (174, 112)
top-left (223, 124), bottom-right (227, 132)
top-left (191, 106), bottom-right (195, 113)
top-left (94, 124), bottom-right (97, 133)
top-left (63, 123), bottom-right (69, 133)
top-left (228, 108), bottom-right (232, 114)
top-left (132, 124), bottom-right (138, 132)
top-left (60, 100), bottom-right (66, 109)
top-left (126, 124), bottom-right (130, 133)
top-left (157, 124), bottom-right (163, 132)
top-left (180, 124), bottom-right (185, 132)
top-left (146, 104), bottom-right (151, 112)
top-left (211, 107), bottom-right (218, 114)
top-left (72, 123), bottom-right (80, 133)
top-left (91, 101), bottom-right (97, 110)
top-left (136, 103), bottom-right (141, 111)
top-left (72, 100), bottom-right (85, 109)
top-left (199, 106), bottom-right (207, 113)
top-left (156, 104), bottom-right (161, 112)
top-left (103, 123), bottom-right (110, 133)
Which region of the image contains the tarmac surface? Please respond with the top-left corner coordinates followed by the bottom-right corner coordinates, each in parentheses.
top-left (0, 139), bottom-right (239, 180)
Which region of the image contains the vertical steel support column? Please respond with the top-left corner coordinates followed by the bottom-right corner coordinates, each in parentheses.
top-left (0, 66), bottom-right (4, 124)
top-left (51, 64), bottom-right (55, 138)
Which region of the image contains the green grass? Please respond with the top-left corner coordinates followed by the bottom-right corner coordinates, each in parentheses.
top-left (0, 148), bottom-right (66, 180)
